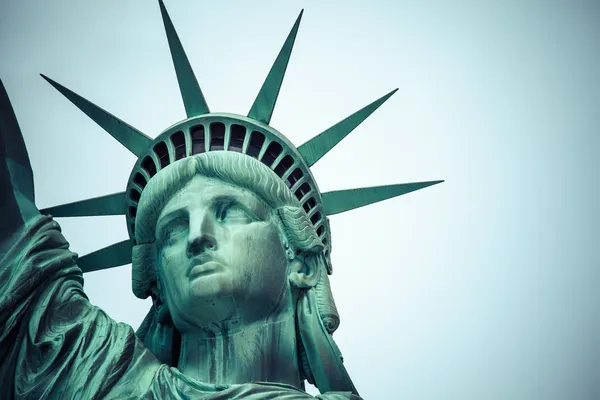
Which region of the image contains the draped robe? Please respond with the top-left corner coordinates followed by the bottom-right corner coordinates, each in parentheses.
top-left (0, 214), bottom-right (360, 399)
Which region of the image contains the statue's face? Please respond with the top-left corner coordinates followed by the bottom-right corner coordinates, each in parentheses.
top-left (155, 174), bottom-right (289, 332)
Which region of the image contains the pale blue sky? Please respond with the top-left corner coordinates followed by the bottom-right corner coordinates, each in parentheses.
top-left (1, 1), bottom-right (599, 398)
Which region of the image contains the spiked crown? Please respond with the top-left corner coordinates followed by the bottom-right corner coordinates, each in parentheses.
top-left (40, 1), bottom-right (443, 275)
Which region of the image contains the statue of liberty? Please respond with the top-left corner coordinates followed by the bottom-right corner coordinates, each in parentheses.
top-left (0, 2), bottom-right (443, 398)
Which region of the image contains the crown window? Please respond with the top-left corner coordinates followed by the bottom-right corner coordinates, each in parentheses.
top-left (190, 125), bottom-right (206, 154)
top-left (303, 197), bottom-right (316, 213)
top-left (141, 156), bottom-right (157, 177)
top-left (129, 188), bottom-right (141, 202)
top-left (261, 141), bottom-right (282, 167)
top-left (170, 131), bottom-right (186, 159)
top-left (133, 173), bottom-right (147, 189)
top-left (209, 122), bottom-right (225, 151)
top-left (247, 131), bottom-right (264, 158)
top-left (274, 155), bottom-right (294, 177)
top-left (153, 141), bottom-right (169, 168)
top-left (295, 182), bottom-right (310, 200)
top-left (229, 124), bottom-right (246, 152)
top-left (286, 168), bottom-right (303, 188)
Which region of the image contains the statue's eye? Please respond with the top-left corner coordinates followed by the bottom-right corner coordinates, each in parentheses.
top-left (162, 219), bottom-right (187, 245)
top-left (216, 201), bottom-right (253, 224)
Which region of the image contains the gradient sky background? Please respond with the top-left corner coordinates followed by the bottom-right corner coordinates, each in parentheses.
top-left (1, 0), bottom-right (599, 398)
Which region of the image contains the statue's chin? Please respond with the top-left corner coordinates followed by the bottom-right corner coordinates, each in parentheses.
top-left (173, 271), bottom-right (293, 334)
top-left (171, 274), bottom-right (238, 332)
top-left (187, 270), bottom-right (233, 299)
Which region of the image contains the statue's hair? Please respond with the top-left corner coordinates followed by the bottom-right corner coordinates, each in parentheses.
top-left (132, 152), bottom-right (340, 366)
top-left (277, 206), bottom-right (339, 332)
top-left (134, 152), bottom-right (298, 244)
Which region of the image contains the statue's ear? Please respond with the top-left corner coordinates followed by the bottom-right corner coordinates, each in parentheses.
top-left (132, 242), bottom-right (158, 299)
top-left (288, 251), bottom-right (320, 289)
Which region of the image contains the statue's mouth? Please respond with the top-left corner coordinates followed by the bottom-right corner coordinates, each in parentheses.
top-left (189, 261), bottom-right (223, 279)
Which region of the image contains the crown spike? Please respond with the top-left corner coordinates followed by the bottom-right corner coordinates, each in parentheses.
top-left (298, 88), bottom-right (398, 167)
top-left (158, 0), bottom-right (210, 117)
top-left (322, 180), bottom-right (444, 216)
top-left (40, 192), bottom-right (126, 217)
top-left (247, 10), bottom-right (303, 124)
top-left (78, 239), bottom-right (133, 273)
top-left (40, 75), bottom-right (152, 157)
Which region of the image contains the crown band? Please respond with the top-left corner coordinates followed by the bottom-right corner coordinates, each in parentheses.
top-left (125, 113), bottom-right (330, 255)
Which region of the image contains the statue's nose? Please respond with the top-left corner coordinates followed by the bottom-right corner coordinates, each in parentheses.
top-left (187, 235), bottom-right (216, 256)
top-left (186, 210), bottom-right (217, 255)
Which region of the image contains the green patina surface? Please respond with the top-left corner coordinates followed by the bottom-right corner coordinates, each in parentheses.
top-left (0, 1), bottom-right (443, 398)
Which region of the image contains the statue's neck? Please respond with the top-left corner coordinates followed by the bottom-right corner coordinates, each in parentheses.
top-left (177, 312), bottom-right (303, 388)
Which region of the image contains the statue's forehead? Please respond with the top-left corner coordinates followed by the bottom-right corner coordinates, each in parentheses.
top-left (159, 174), bottom-right (268, 216)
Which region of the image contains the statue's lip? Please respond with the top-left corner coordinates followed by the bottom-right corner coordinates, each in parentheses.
top-left (189, 261), bottom-right (224, 278)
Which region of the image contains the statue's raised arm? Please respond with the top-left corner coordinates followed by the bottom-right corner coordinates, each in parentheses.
top-left (0, 2), bottom-right (443, 399)
top-left (0, 80), bottom-right (193, 398)
top-left (0, 80), bottom-right (150, 398)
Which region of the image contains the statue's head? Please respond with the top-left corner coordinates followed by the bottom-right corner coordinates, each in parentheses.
top-left (132, 152), bottom-right (338, 338)
top-left (131, 152), bottom-right (342, 388)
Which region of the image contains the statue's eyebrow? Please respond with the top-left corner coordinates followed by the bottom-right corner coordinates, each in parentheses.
top-left (156, 207), bottom-right (187, 234)
top-left (211, 193), bottom-right (268, 220)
